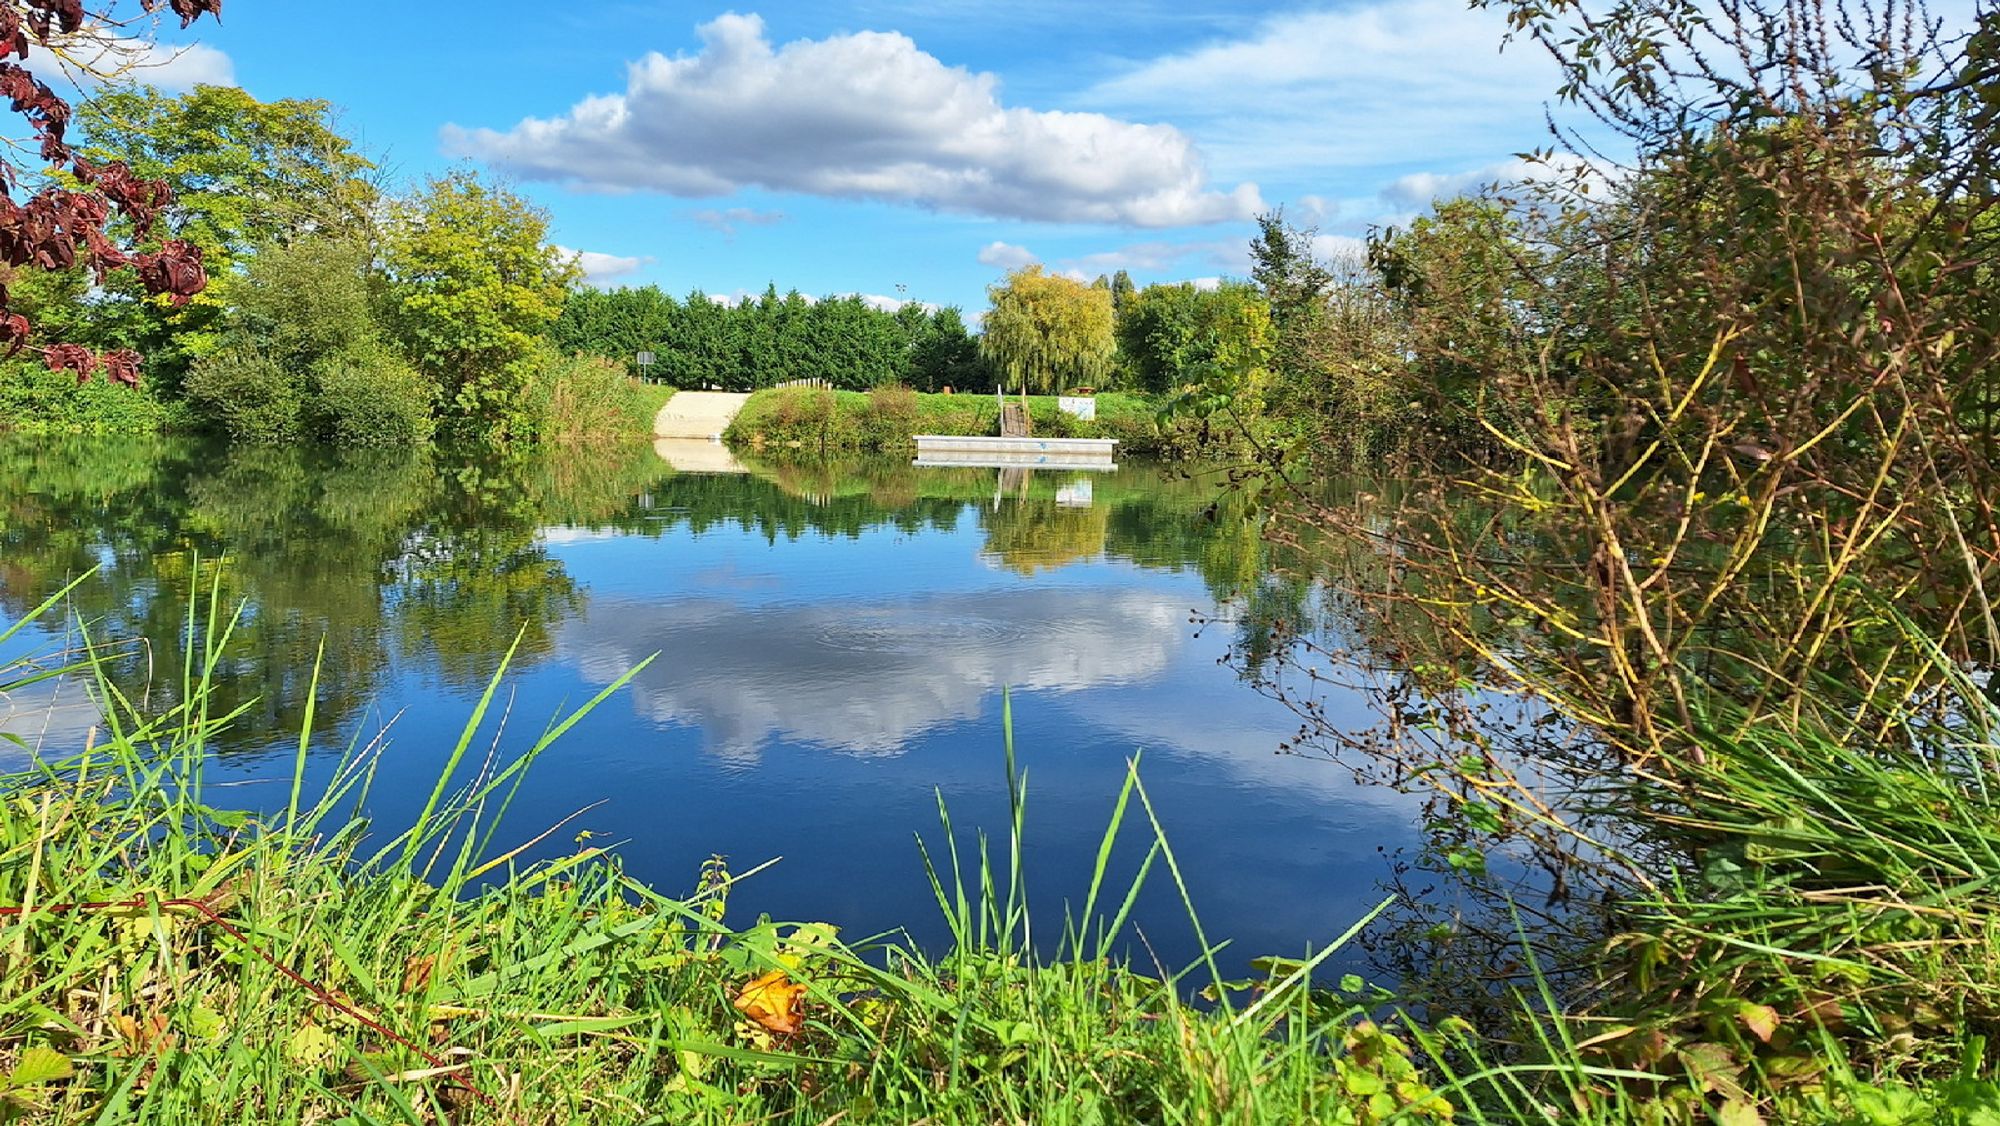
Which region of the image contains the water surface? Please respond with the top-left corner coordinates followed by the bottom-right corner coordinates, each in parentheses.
top-left (0, 436), bottom-right (1414, 971)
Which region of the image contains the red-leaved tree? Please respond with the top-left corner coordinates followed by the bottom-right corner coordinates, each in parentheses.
top-left (0, 0), bottom-right (221, 385)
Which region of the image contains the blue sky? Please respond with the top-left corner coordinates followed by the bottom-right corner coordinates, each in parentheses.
top-left (132, 0), bottom-right (1578, 313)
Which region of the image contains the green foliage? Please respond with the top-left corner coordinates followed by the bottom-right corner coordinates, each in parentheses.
top-left (859, 382), bottom-right (922, 450)
top-left (0, 361), bottom-right (182, 434)
top-left (308, 344), bottom-right (435, 448)
top-left (523, 350), bottom-right (654, 447)
top-left (1117, 281), bottom-right (1273, 396)
top-left (182, 347), bottom-right (305, 444)
top-left (1368, 199), bottom-right (1541, 454)
top-left (553, 285), bottom-right (991, 393)
top-left (981, 266), bottom-right (1115, 393)
top-left (725, 385), bottom-right (865, 453)
top-left (183, 234), bottom-right (438, 447)
top-left (906, 304), bottom-right (989, 393)
top-left (1250, 208), bottom-right (1334, 343)
top-left (230, 236), bottom-right (381, 372)
top-left (380, 171), bottom-right (580, 441)
top-left (78, 84), bottom-right (379, 268)
top-left (73, 84), bottom-right (380, 385)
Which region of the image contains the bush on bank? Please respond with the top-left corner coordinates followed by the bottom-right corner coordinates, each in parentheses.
top-left (722, 385), bottom-right (1198, 458)
top-left (0, 362), bottom-right (188, 434)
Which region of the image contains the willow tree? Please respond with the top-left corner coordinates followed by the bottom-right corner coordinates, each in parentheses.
top-left (979, 265), bottom-right (1113, 393)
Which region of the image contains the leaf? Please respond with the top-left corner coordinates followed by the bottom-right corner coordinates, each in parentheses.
top-left (113, 1013), bottom-right (173, 1057)
top-left (6, 1047), bottom-right (72, 1087)
top-left (402, 955), bottom-right (436, 994)
top-left (733, 971), bottom-right (806, 1036)
top-left (286, 1022), bottom-right (341, 1069)
top-left (1736, 1001), bottom-right (1781, 1044)
top-left (1714, 1099), bottom-right (1764, 1126)
top-left (187, 1005), bottom-right (226, 1043)
top-left (1676, 1041), bottom-right (1746, 1098)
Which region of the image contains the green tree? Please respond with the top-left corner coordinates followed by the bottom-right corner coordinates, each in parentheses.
top-left (911, 306), bottom-right (988, 392)
top-left (1110, 270), bottom-right (1138, 322)
top-left (187, 236), bottom-right (434, 447)
top-left (980, 266), bottom-right (1115, 393)
top-left (73, 84), bottom-right (379, 383)
top-left (380, 171), bottom-right (580, 440)
top-left (551, 285), bottom-right (681, 376)
top-left (1249, 209), bottom-right (1332, 330)
top-left (1116, 281), bottom-right (1273, 396)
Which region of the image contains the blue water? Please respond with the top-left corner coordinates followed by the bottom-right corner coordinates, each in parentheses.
top-left (0, 438), bottom-right (1416, 973)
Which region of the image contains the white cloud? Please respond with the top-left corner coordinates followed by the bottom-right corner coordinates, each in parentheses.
top-left (563, 586), bottom-right (1188, 759)
top-left (30, 35), bottom-right (234, 91)
top-left (690, 206), bottom-right (787, 236)
top-left (1087, 0), bottom-right (1565, 178)
top-left (555, 245), bottom-right (653, 287)
top-left (851, 292), bottom-right (938, 314)
top-left (443, 12), bottom-right (1262, 227)
top-left (978, 237), bottom-right (1248, 283)
top-left (1309, 233), bottom-right (1368, 265)
top-left (133, 41), bottom-right (234, 89)
top-left (1058, 237), bottom-right (1244, 278)
top-left (977, 240), bottom-right (1038, 270)
top-left (1382, 153), bottom-right (1619, 210)
top-left (1382, 159), bottom-right (1547, 209)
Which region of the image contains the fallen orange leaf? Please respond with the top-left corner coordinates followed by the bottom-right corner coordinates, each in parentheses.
top-left (733, 970), bottom-right (806, 1036)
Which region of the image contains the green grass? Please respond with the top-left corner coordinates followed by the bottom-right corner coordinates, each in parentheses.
top-left (632, 380), bottom-right (675, 419)
top-left (0, 579), bottom-right (1465, 1124)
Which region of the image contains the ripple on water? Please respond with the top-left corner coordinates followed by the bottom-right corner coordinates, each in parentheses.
top-left (813, 609), bottom-right (1034, 655)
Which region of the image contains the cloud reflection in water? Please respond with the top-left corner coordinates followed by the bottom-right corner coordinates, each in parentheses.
top-left (564, 586), bottom-right (1186, 760)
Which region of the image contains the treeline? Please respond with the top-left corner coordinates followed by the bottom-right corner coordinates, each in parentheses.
top-left (552, 285), bottom-right (991, 393)
top-left (971, 264), bottom-right (1277, 401)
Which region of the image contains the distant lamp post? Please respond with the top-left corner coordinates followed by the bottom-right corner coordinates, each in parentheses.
top-left (636, 350), bottom-right (657, 381)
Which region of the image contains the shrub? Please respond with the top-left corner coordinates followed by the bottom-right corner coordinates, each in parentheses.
top-left (234, 235), bottom-right (379, 371)
top-left (308, 344), bottom-right (436, 447)
top-left (725, 385), bottom-right (864, 453)
top-left (524, 351), bottom-right (651, 446)
top-left (183, 346), bottom-right (305, 443)
top-left (861, 383), bottom-right (920, 449)
top-left (0, 361), bottom-right (181, 433)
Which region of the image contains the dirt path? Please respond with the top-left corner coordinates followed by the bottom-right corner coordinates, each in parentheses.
top-left (652, 391), bottom-right (751, 440)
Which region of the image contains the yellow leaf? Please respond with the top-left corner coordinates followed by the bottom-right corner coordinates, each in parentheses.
top-left (286, 1022), bottom-right (341, 1069)
top-left (1736, 1001), bottom-right (1781, 1044)
top-left (733, 970), bottom-right (806, 1036)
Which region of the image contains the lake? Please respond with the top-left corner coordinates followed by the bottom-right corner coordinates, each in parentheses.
top-left (0, 435), bottom-right (1417, 974)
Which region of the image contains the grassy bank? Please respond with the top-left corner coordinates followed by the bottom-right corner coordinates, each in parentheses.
top-left (722, 385), bottom-right (1198, 458)
top-left (0, 357), bottom-right (670, 448)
